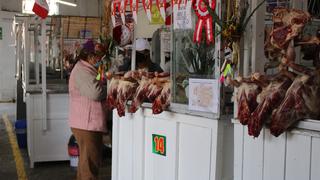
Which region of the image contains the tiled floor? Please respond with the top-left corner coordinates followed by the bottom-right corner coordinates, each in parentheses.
top-left (0, 103), bottom-right (112, 180)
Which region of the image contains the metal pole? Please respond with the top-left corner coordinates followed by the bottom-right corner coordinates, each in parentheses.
top-left (131, 25), bottom-right (136, 71)
top-left (41, 20), bottom-right (47, 131)
top-left (35, 23), bottom-right (40, 86)
top-left (24, 18), bottom-right (30, 91)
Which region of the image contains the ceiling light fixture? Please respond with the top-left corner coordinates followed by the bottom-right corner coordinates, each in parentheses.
top-left (56, 0), bottom-right (77, 7)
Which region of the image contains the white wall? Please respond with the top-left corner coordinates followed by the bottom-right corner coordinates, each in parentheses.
top-left (0, 11), bottom-right (17, 100)
top-left (136, 10), bottom-right (163, 38)
top-left (1, 0), bottom-right (21, 12)
top-left (58, 0), bottom-right (102, 17)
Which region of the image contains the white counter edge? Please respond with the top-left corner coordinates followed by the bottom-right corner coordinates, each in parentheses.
top-left (231, 118), bottom-right (320, 137)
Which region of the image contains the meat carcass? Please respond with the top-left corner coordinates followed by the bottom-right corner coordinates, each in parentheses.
top-left (129, 72), bottom-right (170, 113)
top-left (272, 7), bottom-right (311, 29)
top-left (115, 79), bottom-right (137, 117)
top-left (106, 78), bottom-right (120, 110)
top-left (129, 75), bottom-right (153, 113)
top-left (270, 71), bottom-right (320, 137)
top-left (269, 7), bottom-right (310, 50)
top-left (248, 76), bottom-right (293, 137)
top-left (233, 77), bottom-right (262, 125)
top-left (152, 81), bottom-right (171, 114)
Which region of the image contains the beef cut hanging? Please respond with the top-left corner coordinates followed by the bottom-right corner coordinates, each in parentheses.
top-left (270, 71), bottom-right (320, 137)
top-left (248, 75), bottom-right (293, 137)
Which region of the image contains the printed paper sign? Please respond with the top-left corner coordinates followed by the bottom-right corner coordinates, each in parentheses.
top-left (188, 78), bottom-right (219, 113)
top-left (173, 3), bottom-right (192, 30)
top-left (152, 134), bottom-right (166, 156)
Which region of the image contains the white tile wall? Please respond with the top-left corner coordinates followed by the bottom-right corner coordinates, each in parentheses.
top-left (0, 11), bottom-right (17, 100)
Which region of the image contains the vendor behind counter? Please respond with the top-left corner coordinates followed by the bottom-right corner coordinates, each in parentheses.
top-left (118, 38), bottom-right (164, 73)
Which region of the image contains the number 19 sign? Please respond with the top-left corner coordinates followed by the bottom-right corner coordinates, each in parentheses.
top-left (152, 134), bottom-right (166, 156)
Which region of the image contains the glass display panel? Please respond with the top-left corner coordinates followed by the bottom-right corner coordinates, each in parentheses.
top-left (171, 29), bottom-right (216, 105)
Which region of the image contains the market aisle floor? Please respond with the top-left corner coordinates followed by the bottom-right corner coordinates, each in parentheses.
top-left (0, 103), bottom-right (112, 180)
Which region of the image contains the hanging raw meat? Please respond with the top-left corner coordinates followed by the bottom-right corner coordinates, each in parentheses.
top-left (107, 70), bottom-right (171, 116)
top-left (265, 7), bottom-right (311, 68)
top-left (270, 71), bottom-right (320, 137)
top-left (233, 77), bottom-right (262, 125)
top-left (106, 78), bottom-right (120, 110)
top-left (272, 7), bottom-right (311, 29)
top-left (152, 80), bottom-right (171, 114)
top-left (129, 72), bottom-right (170, 113)
top-left (129, 75), bottom-right (154, 113)
top-left (248, 74), bottom-right (293, 137)
top-left (115, 79), bottom-right (138, 117)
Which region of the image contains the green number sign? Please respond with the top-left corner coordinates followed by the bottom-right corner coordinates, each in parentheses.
top-left (152, 134), bottom-right (166, 156)
top-left (0, 27), bottom-right (2, 40)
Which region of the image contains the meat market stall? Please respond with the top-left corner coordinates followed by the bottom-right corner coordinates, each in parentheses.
top-left (108, 0), bottom-right (234, 180)
top-left (13, 15), bottom-right (102, 168)
top-left (230, 1), bottom-right (320, 180)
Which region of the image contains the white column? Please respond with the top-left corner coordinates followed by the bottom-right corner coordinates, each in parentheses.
top-left (251, 0), bottom-right (266, 73)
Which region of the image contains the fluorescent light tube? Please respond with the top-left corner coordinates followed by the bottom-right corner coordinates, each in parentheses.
top-left (56, 0), bottom-right (77, 7)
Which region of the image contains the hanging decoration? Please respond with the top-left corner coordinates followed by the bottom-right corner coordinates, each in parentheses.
top-left (32, 0), bottom-right (49, 19)
top-left (111, 0), bottom-right (121, 27)
top-left (164, 2), bottom-right (172, 25)
top-left (120, 0), bottom-right (126, 24)
top-left (151, 5), bottom-right (165, 24)
top-left (192, 0), bottom-right (216, 44)
top-left (156, 0), bottom-right (167, 21)
top-left (130, 0), bottom-right (139, 23)
top-left (171, 0), bottom-right (181, 7)
top-left (172, 0), bottom-right (181, 18)
top-left (142, 0), bottom-right (153, 22)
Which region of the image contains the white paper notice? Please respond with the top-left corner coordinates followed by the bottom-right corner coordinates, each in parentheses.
top-left (188, 78), bottom-right (219, 113)
top-left (173, 2), bottom-right (192, 30)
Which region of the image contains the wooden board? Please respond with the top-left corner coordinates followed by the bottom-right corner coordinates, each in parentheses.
top-left (234, 122), bottom-right (320, 180)
top-left (234, 124), bottom-right (244, 180)
top-left (263, 129), bottom-right (286, 180)
top-left (286, 133), bottom-right (311, 180)
top-left (311, 137), bottom-right (320, 180)
top-left (178, 123), bottom-right (212, 180)
top-left (242, 126), bottom-right (264, 180)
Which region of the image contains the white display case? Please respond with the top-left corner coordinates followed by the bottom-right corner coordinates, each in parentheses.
top-left (14, 16), bottom-right (70, 168)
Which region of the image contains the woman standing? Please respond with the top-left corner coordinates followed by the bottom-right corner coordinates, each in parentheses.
top-left (68, 46), bottom-right (107, 180)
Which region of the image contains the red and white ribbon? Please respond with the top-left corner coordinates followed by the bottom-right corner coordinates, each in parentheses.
top-left (192, 0), bottom-right (216, 44)
top-left (165, 2), bottom-right (172, 25)
top-left (172, 0), bottom-right (181, 10)
top-left (156, 0), bottom-right (166, 21)
top-left (120, 0), bottom-right (126, 24)
top-left (130, 0), bottom-right (138, 23)
top-left (142, 0), bottom-right (152, 22)
top-left (172, 0), bottom-right (181, 24)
